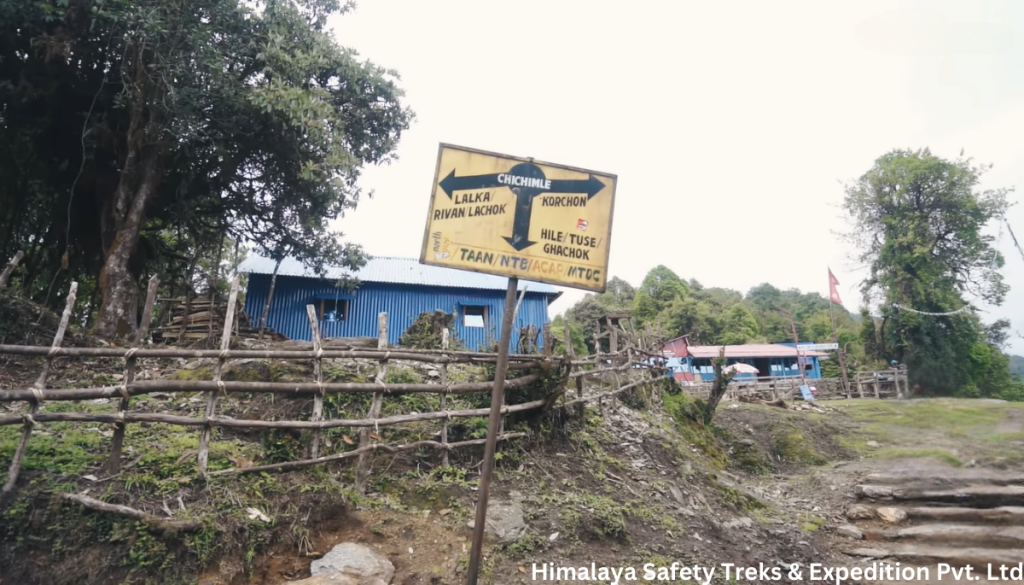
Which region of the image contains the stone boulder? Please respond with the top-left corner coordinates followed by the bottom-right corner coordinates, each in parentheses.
top-left (289, 543), bottom-right (394, 585)
top-left (836, 524), bottom-right (864, 540)
top-left (876, 507), bottom-right (908, 524)
top-left (466, 501), bottom-right (527, 543)
top-left (846, 505), bottom-right (875, 520)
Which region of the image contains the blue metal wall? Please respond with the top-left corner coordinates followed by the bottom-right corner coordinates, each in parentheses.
top-left (678, 357), bottom-right (823, 381)
top-left (243, 274), bottom-right (552, 351)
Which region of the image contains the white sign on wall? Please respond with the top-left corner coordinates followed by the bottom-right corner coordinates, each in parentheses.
top-left (796, 343), bottom-right (839, 351)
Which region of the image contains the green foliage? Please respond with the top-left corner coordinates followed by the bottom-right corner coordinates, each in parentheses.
top-left (845, 148), bottom-right (1012, 395)
top-left (549, 315), bottom-right (588, 356)
top-left (261, 429), bottom-right (301, 464)
top-left (633, 266), bottom-right (689, 326)
top-left (0, 0), bottom-right (412, 331)
top-left (559, 266), bottom-right (865, 370)
top-left (398, 311), bottom-right (456, 350)
top-left (1010, 355), bottom-right (1024, 378)
top-left (563, 276), bottom-right (635, 352)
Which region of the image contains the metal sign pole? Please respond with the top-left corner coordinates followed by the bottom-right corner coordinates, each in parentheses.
top-left (465, 276), bottom-right (519, 585)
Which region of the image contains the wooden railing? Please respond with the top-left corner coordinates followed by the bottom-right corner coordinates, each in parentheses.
top-left (0, 267), bottom-right (662, 506)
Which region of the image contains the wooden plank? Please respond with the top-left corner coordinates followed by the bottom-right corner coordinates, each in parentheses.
top-left (196, 275), bottom-right (240, 475)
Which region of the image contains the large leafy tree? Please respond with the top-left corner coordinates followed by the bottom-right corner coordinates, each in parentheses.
top-left (844, 149), bottom-right (1010, 393)
top-left (0, 0), bottom-right (411, 336)
top-left (632, 265), bottom-right (688, 325)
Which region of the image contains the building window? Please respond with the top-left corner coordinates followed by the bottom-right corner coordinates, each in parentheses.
top-left (462, 305), bottom-right (487, 328)
top-left (320, 298), bottom-right (350, 322)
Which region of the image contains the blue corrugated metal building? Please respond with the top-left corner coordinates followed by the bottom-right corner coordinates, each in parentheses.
top-left (237, 255), bottom-right (561, 351)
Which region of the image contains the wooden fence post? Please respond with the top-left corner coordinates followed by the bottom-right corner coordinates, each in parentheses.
top-left (873, 376), bottom-right (881, 399)
top-left (306, 305), bottom-right (325, 459)
top-left (0, 250), bottom-right (24, 291)
top-left (107, 275), bottom-right (160, 473)
top-left (355, 312), bottom-right (388, 493)
top-left (439, 328), bottom-right (450, 467)
top-left (564, 326), bottom-right (585, 420)
top-left (856, 374), bottom-right (865, 399)
top-left (197, 274), bottom-right (240, 475)
top-left (608, 319), bottom-right (618, 355)
top-left (1, 281), bottom-right (77, 502)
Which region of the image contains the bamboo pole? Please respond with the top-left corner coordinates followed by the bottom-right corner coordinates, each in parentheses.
top-left (0, 374), bottom-right (543, 403)
top-left (0, 250), bottom-right (24, 291)
top-left (0, 398), bottom-right (549, 429)
top-left (107, 275), bottom-right (160, 474)
top-left (439, 328), bottom-right (450, 467)
top-left (61, 493), bottom-right (202, 533)
top-left (355, 312), bottom-right (388, 493)
top-left (0, 345), bottom-right (542, 365)
top-left (563, 326), bottom-right (585, 420)
top-left (1, 281), bottom-right (77, 502)
top-left (556, 376), bottom-right (652, 409)
top-left (196, 274), bottom-right (240, 475)
top-left (306, 305), bottom-right (325, 459)
top-left (211, 433), bottom-right (528, 477)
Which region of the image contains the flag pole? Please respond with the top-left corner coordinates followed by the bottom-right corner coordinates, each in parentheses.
top-left (827, 268), bottom-right (852, 398)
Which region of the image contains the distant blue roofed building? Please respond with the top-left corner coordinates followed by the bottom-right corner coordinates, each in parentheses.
top-left (237, 255), bottom-right (561, 351)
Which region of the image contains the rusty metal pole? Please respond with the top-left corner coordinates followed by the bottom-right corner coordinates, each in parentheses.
top-left (466, 276), bottom-right (518, 585)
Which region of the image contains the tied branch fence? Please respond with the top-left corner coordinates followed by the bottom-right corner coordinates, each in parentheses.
top-left (0, 268), bottom-right (661, 505)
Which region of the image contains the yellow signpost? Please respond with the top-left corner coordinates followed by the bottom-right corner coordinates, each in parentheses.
top-left (420, 143), bottom-right (617, 293)
top-left (420, 144), bottom-right (617, 585)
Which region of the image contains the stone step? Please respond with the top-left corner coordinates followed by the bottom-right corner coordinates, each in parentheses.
top-left (847, 504), bottom-right (1024, 525)
top-left (856, 484), bottom-right (1024, 508)
top-left (846, 560), bottom-right (1004, 585)
top-left (843, 543), bottom-right (1021, 569)
top-left (901, 505), bottom-right (1024, 525)
top-left (864, 471), bottom-right (1024, 488)
top-left (861, 523), bottom-right (1024, 549)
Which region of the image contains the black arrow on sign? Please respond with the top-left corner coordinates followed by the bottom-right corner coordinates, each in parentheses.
top-left (548, 175), bottom-right (606, 199)
top-left (437, 163), bottom-right (607, 252)
top-left (437, 170), bottom-right (503, 198)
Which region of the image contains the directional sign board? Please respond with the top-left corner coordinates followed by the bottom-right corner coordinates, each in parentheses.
top-left (796, 343), bottom-right (839, 352)
top-left (419, 144), bottom-right (617, 292)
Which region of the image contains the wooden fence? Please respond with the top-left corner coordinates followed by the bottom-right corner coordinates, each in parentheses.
top-left (678, 370), bottom-right (908, 402)
top-left (0, 270), bottom-right (661, 504)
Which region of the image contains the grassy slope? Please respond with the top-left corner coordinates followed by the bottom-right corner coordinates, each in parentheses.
top-left (3, 338), bottom-right (1024, 585)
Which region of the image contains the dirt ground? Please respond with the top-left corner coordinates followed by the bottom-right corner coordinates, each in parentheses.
top-left (2, 305), bottom-right (1024, 585)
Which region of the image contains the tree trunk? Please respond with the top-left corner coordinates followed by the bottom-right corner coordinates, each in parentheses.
top-left (94, 42), bottom-right (164, 339)
top-left (95, 153), bottom-right (159, 338)
top-left (257, 257), bottom-right (283, 340)
top-left (702, 347), bottom-right (733, 424)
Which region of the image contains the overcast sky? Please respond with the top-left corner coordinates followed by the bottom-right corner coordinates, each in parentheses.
top-left (327, 0), bottom-right (1024, 354)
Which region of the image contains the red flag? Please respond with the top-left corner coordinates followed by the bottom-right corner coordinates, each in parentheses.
top-left (828, 268), bottom-right (843, 305)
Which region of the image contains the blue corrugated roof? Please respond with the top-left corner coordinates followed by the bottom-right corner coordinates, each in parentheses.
top-left (237, 254), bottom-right (560, 296)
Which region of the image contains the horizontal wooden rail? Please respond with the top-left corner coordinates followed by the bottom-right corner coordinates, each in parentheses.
top-left (0, 399), bottom-right (548, 429)
top-left (569, 362), bottom-right (644, 379)
top-left (0, 374), bottom-right (541, 402)
top-left (0, 344), bottom-right (543, 365)
top-left (209, 432), bottom-right (528, 476)
top-left (556, 376), bottom-right (652, 409)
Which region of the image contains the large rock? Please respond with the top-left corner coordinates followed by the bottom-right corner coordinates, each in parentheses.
top-left (846, 505), bottom-right (875, 520)
top-left (305, 543), bottom-right (394, 585)
top-left (836, 524), bottom-right (864, 540)
top-left (466, 501), bottom-right (527, 543)
top-left (876, 507), bottom-right (908, 524)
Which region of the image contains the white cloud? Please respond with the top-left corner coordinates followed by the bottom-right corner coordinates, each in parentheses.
top-left (328, 0), bottom-right (1024, 354)
top-left (855, 6), bottom-right (1014, 56)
